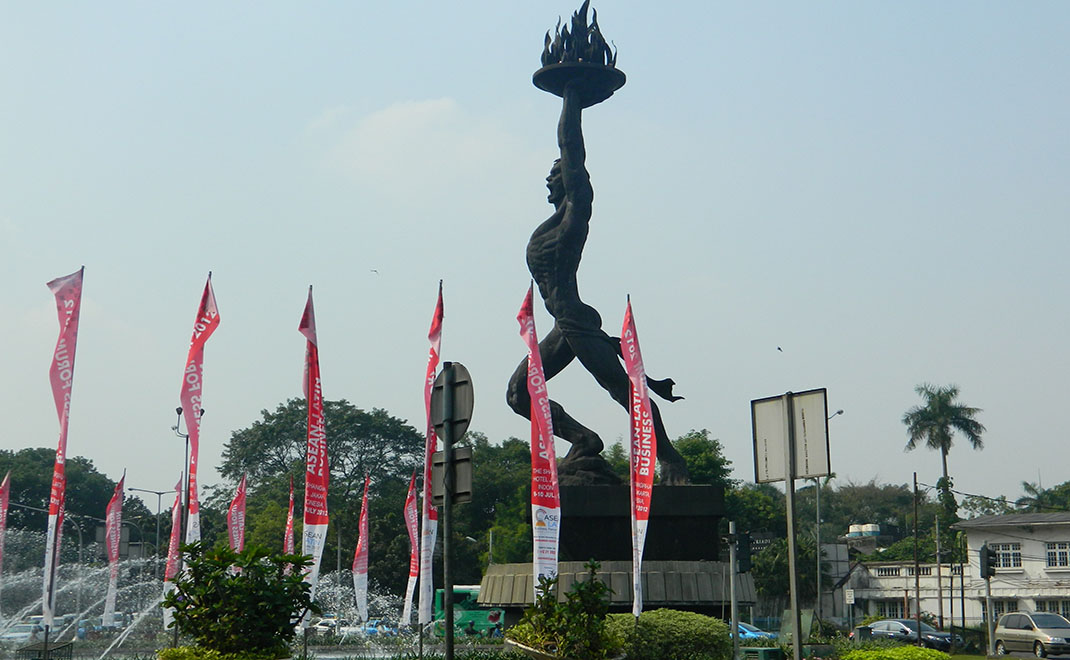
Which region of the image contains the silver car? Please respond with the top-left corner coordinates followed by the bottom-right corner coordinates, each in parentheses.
top-left (995, 612), bottom-right (1070, 658)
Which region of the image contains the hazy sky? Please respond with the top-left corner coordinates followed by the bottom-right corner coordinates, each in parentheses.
top-left (2, 2), bottom-right (1068, 517)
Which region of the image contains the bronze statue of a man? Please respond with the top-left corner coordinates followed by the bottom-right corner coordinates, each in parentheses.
top-left (507, 79), bottom-right (690, 485)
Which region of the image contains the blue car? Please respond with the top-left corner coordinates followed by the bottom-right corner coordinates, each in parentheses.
top-left (739, 622), bottom-right (777, 640)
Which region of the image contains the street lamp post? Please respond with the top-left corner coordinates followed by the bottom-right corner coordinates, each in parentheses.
top-left (816, 409), bottom-right (844, 622)
top-left (129, 487), bottom-right (169, 581)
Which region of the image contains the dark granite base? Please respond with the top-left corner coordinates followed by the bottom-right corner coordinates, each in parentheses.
top-left (559, 484), bottom-right (725, 561)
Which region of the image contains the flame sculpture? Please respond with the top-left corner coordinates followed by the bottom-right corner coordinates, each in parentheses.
top-left (534, 1), bottom-right (625, 108)
top-left (541, 0), bottom-right (617, 68)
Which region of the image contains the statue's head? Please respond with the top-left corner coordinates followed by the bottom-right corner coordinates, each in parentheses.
top-left (546, 159), bottom-right (564, 206)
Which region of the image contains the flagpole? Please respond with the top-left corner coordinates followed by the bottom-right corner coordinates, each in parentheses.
top-left (171, 406), bottom-right (202, 647)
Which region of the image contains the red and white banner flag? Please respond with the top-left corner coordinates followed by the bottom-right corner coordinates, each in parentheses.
top-left (418, 282), bottom-right (443, 625)
top-left (621, 297), bottom-right (656, 618)
top-left (43, 267), bottom-right (83, 628)
top-left (352, 475), bottom-right (370, 622)
top-left (179, 273), bottom-right (220, 544)
top-left (300, 287), bottom-right (329, 610)
top-left (0, 472), bottom-right (10, 586)
top-left (163, 479), bottom-right (182, 630)
top-left (103, 474), bottom-right (124, 627)
top-left (283, 476), bottom-right (295, 575)
top-left (518, 284), bottom-right (560, 594)
top-left (227, 474), bottom-right (247, 552)
top-left (284, 476), bottom-right (295, 554)
top-left (400, 471), bottom-right (419, 625)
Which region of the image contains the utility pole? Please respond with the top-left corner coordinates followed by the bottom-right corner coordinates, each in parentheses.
top-left (913, 473), bottom-right (921, 646)
top-left (729, 521), bottom-right (740, 660)
top-left (935, 516), bottom-right (944, 630)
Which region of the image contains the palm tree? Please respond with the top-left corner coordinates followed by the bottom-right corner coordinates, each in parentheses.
top-left (1017, 481), bottom-right (1055, 512)
top-left (902, 383), bottom-right (986, 493)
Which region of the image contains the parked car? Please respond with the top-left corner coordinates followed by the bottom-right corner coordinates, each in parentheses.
top-left (995, 612), bottom-right (1070, 658)
top-left (311, 616), bottom-right (338, 634)
top-left (738, 622), bottom-right (777, 640)
top-left (363, 619), bottom-right (398, 637)
top-left (863, 619), bottom-right (962, 650)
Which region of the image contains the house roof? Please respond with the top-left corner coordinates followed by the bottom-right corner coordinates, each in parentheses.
top-left (954, 512), bottom-right (1070, 529)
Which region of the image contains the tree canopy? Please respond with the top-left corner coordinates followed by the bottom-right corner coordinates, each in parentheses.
top-left (902, 383), bottom-right (985, 490)
top-left (0, 448), bottom-right (153, 569)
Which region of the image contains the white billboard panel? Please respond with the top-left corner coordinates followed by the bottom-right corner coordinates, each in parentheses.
top-left (751, 388), bottom-right (831, 483)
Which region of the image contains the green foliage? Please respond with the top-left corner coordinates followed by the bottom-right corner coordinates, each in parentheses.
top-left (860, 535), bottom-right (935, 563)
top-left (1016, 480), bottom-right (1070, 513)
top-left (157, 646), bottom-right (284, 660)
top-left (842, 645), bottom-right (950, 660)
top-left (216, 398), bottom-right (425, 591)
top-left (673, 429), bottom-right (737, 489)
top-left (753, 536), bottom-right (829, 601)
top-left (813, 480), bottom-right (918, 540)
top-left (604, 441), bottom-right (630, 482)
top-left (463, 434), bottom-right (532, 569)
top-left (902, 383), bottom-right (985, 522)
top-left (162, 541), bottom-right (320, 656)
top-left (0, 448), bottom-right (154, 567)
top-left (606, 609), bottom-right (732, 660)
top-left (726, 483), bottom-right (786, 536)
top-left (507, 560), bottom-right (619, 660)
top-left (402, 652), bottom-right (528, 660)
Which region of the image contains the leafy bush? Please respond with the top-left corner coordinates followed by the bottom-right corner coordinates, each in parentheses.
top-left (161, 541), bottom-right (319, 657)
top-left (823, 634), bottom-right (900, 656)
top-left (157, 647), bottom-right (285, 660)
top-left (606, 609), bottom-right (732, 660)
top-left (407, 652), bottom-right (528, 660)
top-left (507, 560), bottom-right (621, 660)
top-left (842, 646), bottom-right (949, 660)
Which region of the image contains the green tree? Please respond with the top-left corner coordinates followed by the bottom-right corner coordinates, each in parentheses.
top-left (1016, 480), bottom-right (1070, 513)
top-left (960, 493), bottom-right (1014, 518)
top-left (220, 398), bottom-right (424, 500)
top-left (725, 483), bottom-right (786, 537)
top-left (902, 383), bottom-right (986, 513)
top-left (162, 541), bottom-right (318, 657)
top-left (0, 448), bottom-right (153, 568)
top-left (603, 441), bottom-right (629, 482)
top-left (752, 535), bottom-right (828, 602)
top-left (672, 429), bottom-right (737, 489)
top-left (462, 433), bottom-right (532, 570)
top-left (217, 398), bottom-right (424, 593)
top-left (819, 480), bottom-right (917, 535)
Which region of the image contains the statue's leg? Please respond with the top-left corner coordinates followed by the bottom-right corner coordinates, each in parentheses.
top-left (648, 401), bottom-right (690, 485)
top-left (570, 333), bottom-right (691, 484)
top-left (506, 325), bottom-right (603, 458)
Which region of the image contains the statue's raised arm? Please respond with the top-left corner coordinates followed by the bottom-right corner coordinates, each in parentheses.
top-left (558, 82), bottom-right (593, 212)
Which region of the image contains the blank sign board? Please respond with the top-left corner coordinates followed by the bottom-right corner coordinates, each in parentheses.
top-left (751, 388), bottom-right (831, 483)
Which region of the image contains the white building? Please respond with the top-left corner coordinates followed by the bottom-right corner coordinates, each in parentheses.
top-left (843, 513), bottom-right (1070, 628)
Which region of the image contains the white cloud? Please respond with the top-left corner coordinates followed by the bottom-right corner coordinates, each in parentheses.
top-left (308, 98), bottom-right (548, 209)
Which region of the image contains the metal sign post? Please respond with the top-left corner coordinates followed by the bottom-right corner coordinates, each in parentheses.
top-left (782, 393), bottom-right (803, 660)
top-left (429, 362), bottom-right (474, 660)
top-left (752, 388), bottom-right (832, 660)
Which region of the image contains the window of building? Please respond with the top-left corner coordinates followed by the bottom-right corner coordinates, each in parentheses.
top-left (951, 564), bottom-right (963, 575)
top-left (1036, 600), bottom-right (1070, 618)
top-left (876, 567), bottom-right (901, 577)
top-left (982, 599), bottom-right (1018, 622)
top-left (993, 543), bottom-right (1022, 569)
top-left (907, 566), bottom-right (932, 576)
top-left (877, 601), bottom-right (904, 619)
top-left (1047, 542), bottom-right (1070, 568)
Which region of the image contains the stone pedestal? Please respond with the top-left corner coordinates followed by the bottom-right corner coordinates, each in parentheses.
top-left (559, 484), bottom-right (724, 561)
top-left (478, 484), bottom-right (754, 623)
